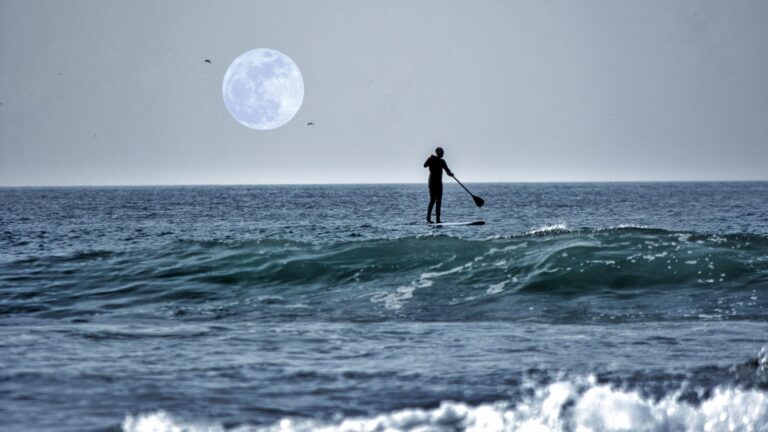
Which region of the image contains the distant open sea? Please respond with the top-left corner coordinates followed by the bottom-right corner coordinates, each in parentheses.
top-left (1, 182), bottom-right (767, 431)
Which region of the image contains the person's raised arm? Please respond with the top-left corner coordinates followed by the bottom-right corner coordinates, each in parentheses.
top-left (443, 160), bottom-right (454, 177)
top-left (424, 157), bottom-right (431, 168)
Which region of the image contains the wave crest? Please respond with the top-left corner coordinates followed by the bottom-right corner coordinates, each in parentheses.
top-left (121, 379), bottom-right (768, 432)
top-left (3, 228), bottom-right (767, 322)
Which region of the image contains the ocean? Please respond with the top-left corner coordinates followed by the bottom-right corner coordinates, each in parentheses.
top-left (1, 182), bottom-right (767, 432)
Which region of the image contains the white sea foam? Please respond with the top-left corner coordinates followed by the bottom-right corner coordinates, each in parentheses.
top-left (122, 380), bottom-right (768, 432)
top-left (486, 280), bottom-right (509, 294)
top-left (612, 224), bottom-right (650, 230)
top-left (420, 263), bottom-right (469, 280)
top-left (527, 223), bottom-right (569, 235)
top-left (371, 263), bottom-right (472, 310)
top-left (369, 285), bottom-right (416, 310)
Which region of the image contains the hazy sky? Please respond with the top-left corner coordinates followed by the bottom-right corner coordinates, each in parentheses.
top-left (1, 0), bottom-right (767, 186)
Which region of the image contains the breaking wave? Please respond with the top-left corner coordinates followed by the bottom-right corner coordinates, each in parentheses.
top-left (123, 364), bottom-right (768, 432)
top-left (2, 227), bottom-right (767, 322)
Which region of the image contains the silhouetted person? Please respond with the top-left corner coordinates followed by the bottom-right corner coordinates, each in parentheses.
top-left (424, 147), bottom-right (453, 223)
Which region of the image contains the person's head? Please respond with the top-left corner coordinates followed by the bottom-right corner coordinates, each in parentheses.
top-left (435, 147), bottom-right (444, 158)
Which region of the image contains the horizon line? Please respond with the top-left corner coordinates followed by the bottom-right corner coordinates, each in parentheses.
top-left (1, 179), bottom-right (767, 188)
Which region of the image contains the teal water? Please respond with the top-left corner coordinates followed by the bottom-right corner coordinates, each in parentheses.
top-left (1, 183), bottom-right (767, 431)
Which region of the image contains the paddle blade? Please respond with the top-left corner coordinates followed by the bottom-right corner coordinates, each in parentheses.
top-left (472, 195), bottom-right (485, 207)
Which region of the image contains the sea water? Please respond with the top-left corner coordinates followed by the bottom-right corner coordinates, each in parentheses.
top-left (1, 182), bottom-right (767, 431)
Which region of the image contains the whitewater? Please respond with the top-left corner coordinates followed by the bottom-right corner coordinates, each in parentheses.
top-left (1, 183), bottom-right (767, 431)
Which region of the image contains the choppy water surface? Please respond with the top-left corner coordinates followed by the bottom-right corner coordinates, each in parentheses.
top-left (1, 183), bottom-right (767, 431)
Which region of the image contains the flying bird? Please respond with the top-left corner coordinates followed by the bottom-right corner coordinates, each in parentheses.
top-left (204, 59), bottom-right (212, 64)
top-left (306, 122), bottom-right (315, 126)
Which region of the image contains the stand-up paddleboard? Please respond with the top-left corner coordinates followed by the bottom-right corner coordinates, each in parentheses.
top-left (431, 221), bottom-right (485, 226)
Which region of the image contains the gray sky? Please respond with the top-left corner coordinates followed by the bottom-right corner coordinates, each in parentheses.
top-left (1, 0), bottom-right (767, 186)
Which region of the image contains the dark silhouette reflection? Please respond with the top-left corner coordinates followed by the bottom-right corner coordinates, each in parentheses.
top-left (424, 147), bottom-right (453, 223)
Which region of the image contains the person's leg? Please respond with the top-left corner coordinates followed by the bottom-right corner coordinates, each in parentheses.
top-left (427, 185), bottom-right (436, 222)
top-left (435, 184), bottom-right (443, 223)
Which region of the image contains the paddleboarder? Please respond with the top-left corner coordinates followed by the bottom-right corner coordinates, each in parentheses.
top-left (424, 147), bottom-right (453, 224)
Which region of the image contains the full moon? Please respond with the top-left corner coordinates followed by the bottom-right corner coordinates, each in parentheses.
top-left (222, 48), bottom-right (304, 130)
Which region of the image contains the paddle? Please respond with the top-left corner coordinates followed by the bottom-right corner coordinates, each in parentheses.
top-left (451, 176), bottom-right (485, 207)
